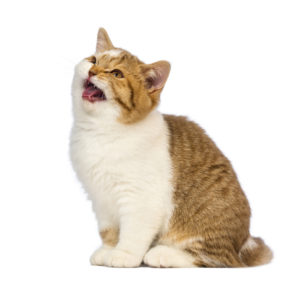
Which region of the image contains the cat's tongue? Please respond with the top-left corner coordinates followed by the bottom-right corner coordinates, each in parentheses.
top-left (83, 86), bottom-right (101, 97)
top-left (82, 83), bottom-right (106, 102)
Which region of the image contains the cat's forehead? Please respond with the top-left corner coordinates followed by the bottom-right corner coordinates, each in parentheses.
top-left (99, 49), bottom-right (123, 58)
top-left (95, 49), bottom-right (142, 70)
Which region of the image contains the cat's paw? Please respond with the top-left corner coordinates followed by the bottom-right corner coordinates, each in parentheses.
top-left (143, 246), bottom-right (170, 268)
top-left (90, 246), bottom-right (112, 266)
top-left (143, 245), bottom-right (195, 268)
top-left (104, 249), bottom-right (141, 268)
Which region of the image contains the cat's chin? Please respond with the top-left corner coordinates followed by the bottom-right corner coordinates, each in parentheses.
top-left (81, 99), bottom-right (107, 114)
top-left (79, 97), bottom-right (121, 121)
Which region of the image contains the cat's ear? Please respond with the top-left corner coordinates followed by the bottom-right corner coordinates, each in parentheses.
top-left (96, 28), bottom-right (114, 53)
top-left (141, 61), bottom-right (171, 92)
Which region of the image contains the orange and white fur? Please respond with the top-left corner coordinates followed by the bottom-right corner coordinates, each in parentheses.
top-left (70, 28), bottom-right (272, 268)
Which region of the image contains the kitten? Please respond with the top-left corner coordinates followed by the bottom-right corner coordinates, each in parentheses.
top-left (70, 28), bottom-right (272, 268)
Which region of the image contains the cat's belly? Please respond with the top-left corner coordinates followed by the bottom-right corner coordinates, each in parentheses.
top-left (70, 127), bottom-right (174, 233)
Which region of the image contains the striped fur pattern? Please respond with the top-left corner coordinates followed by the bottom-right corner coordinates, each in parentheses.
top-left (160, 115), bottom-right (272, 267)
top-left (70, 28), bottom-right (272, 268)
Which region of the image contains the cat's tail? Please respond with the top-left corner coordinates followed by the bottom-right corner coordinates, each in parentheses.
top-left (239, 236), bottom-right (273, 266)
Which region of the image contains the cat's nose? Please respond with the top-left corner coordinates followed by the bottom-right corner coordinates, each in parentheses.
top-left (88, 66), bottom-right (98, 77)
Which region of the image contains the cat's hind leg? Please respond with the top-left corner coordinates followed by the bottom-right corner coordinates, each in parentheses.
top-left (143, 245), bottom-right (196, 268)
top-left (144, 237), bottom-right (246, 268)
top-left (185, 240), bottom-right (245, 267)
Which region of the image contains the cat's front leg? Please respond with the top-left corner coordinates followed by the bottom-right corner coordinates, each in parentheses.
top-left (103, 197), bottom-right (162, 267)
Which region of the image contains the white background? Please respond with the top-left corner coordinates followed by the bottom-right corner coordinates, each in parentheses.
top-left (0, 0), bottom-right (299, 280)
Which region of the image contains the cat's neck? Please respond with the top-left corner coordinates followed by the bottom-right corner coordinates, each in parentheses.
top-left (73, 109), bottom-right (164, 138)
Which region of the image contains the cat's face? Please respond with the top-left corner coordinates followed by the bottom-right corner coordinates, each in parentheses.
top-left (72, 28), bottom-right (170, 124)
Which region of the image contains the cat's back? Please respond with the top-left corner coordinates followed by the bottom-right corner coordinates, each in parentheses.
top-left (163, 114), bottom-right (228, 169)
top-left (163, 113), bottom-right (250, 215)
top-left (162, 114), bottom-right (251, 257)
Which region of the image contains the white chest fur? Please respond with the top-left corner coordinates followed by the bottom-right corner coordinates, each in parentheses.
top-left (70, 111), bottom-right (174, 234)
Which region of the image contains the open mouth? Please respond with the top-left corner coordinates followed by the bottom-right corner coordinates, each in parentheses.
top-left (82, 78), bottom-right (106, 102)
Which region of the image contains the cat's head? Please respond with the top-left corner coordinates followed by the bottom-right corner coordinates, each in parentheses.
top-left (72, 28), bottom-right (170, 124)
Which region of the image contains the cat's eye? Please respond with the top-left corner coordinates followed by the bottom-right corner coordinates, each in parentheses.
top-left (111, 69), bottom-right (124, 78)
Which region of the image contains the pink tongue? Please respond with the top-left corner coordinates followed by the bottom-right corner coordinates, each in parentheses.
top-left (82, 86), bottom-right (101, 98)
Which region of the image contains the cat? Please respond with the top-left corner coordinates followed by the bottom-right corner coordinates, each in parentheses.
top-left (70, 28), bottom-right (273, 268)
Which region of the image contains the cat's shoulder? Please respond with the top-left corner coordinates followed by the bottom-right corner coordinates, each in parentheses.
top-left (162, 114), bottom-right (206, 135)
